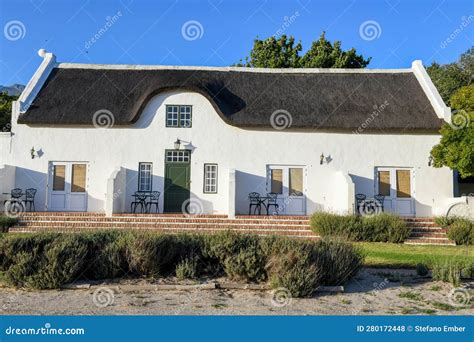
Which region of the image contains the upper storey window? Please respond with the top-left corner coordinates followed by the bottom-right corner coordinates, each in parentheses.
top-left (166, 105), bottom-right (192, 127)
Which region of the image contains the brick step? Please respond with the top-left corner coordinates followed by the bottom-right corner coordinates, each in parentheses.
top-left (403, 217), bottom-right (435, 222)
top-left (409, 232), bottom-right (449, 238)
top-left (15, 222), bottom-right (311, 231)
top-left (405, 222), bottom-right (441, 228)
top-left (16, 217), bottom-right (310, 225)
top-left (8, 226), bottom-right (320, 239)
top-left (404, 238), bottom-right (456, 246)
top-left (410, 227), bottom-right (448, 233)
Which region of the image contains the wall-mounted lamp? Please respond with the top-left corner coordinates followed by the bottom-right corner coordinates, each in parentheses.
top-left (320, 153), bottom-right (325, 165)
top-left (30, 147), bottom-right (37, 159)
top-left (174, 138), bottom-right (181, 150)
top-left (428, 155), bottom-right (433, 166)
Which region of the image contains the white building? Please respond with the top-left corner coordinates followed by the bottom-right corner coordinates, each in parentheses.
top-left (0, 50), bottom-right (465, 217)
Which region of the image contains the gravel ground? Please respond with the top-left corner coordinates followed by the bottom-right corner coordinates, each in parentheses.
top-left (1, 268), bottom-right (472, 315)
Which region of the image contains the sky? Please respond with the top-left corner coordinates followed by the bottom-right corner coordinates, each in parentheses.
top-left (0, 0), bottom-right (472, 85)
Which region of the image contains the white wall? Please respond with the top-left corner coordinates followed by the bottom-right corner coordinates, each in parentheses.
top-left (5, 90), bottom-right (453, 216)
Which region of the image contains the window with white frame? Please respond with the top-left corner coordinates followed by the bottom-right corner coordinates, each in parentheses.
top-left (166, 105), bottom-right (192, 127)
top-left (203, 164), bottom-right (218, 193)
top-left (138, 162), bottom-right (152, 191)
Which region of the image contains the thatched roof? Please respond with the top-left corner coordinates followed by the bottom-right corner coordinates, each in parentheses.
top-left (18, 65), bottom-right (443, 131)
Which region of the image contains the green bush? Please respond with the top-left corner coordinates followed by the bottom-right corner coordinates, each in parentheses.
top-left (431, 259), bottom-right (474, 286)
top-left (446, 219), bottom-right (473, 245)
top-left (416, 263), bottom-right (429, 276)
top-left (0, 231), bottom-right (364, 296)
top-left (0, 216), bottom-right (17, 232)
top-left (434, 216), bottom-right (454, 227)
top-left (310, 212), bottom-right (410, 243)
top-left (175, 257), bottom-right (198, 280)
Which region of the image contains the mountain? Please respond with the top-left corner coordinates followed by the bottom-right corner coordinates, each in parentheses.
top-left (0, 84), bottom-right (25, 96)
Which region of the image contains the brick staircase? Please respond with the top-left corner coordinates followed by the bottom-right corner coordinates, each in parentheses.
top-left (403, 217), bottom-right (455, 246)
top-left (8, 213), bottom-right (455, 245)
top-left (8, 212), bottom-right (318, 240)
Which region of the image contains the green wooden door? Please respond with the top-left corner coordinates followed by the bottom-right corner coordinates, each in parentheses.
top-left (164, 151), bottom-right (191, 213)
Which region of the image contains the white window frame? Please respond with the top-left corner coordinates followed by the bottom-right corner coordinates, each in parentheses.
top-left (166, 105), bottom-right (192, 127)
top-left (138, 162), bottom-right (153, 191)
top-left (203, 164), bottom-right (218, 194)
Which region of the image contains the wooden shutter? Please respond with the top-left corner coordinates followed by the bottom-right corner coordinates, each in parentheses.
top-left (71, 164), bottom-right (87, 193)
top-left (378, 171), bottom-right (391, 196)
top-left (396, 170), bottom-right (411, 198)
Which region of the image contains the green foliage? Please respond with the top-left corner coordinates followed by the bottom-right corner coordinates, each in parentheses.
top-left (416, 263), bottom-right (429, 276)
top-left (175, 257), bottom-right (198, 280)
top-left (0, 92), bottom-right (16, 132)
top-left (431, 259), bottom-right (473, 286)
top-left (236, 32), bottom-right (370, 69)
top-left (310, 212), bottom-right (410, 243)
top-left (0, 231), bottom-right (363, 297)
top-left (0, 216), bottom-right (17, 232)
top-left (447, 218), bottom-right (473, 245)
top-left (434, 216), bottom-right (455, 227)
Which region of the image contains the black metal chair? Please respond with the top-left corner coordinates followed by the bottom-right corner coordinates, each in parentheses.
top-left (374, 194), bottom-right (385, 212)
top-left (24, 188), bottom-right (37, 211)
top-left (131, 192), bottom-right (148, 213)
top-left (146, 191), bottom-right (161, 213)
top-left (266, 192), bottom-right (279, 215)
top-left (355, 193), bottom-right (366, 214)
top-left (248, 192), bottom-right (262, 215)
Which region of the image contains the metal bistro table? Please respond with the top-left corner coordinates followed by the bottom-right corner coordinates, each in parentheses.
top-left (255, 194), bottom-right (280, 215)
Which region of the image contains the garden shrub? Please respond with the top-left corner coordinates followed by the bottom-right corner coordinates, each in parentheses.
top-left (175, 257), bottom-right (198, 280)
top-left (416, 263), bottom-right (429, 276)
top-left (446, 219), bottom-right (473, 245)
top-left (0, 216), bottom-right (17, 232)
top-left (0, 231), bottom-right (364, 297)
top-left (310, 212), bottom-right (410, 243)
top-left (434, 216), bottom-right (454, 227)
top-left (431, 259), bottom-right (474, 286)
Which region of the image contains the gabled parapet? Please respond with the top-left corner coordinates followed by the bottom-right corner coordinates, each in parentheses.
top-left (411, 60), bottom-right (451, 123)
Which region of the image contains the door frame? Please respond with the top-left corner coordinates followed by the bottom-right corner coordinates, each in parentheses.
top-left (47, 161), bottom-right (89, 212)
top-left (266, 164), bottom-right (307, 215)
top-left (163, 149), bottom-right (191, 213)
top-left (375, 167), bottom-right (415, 216)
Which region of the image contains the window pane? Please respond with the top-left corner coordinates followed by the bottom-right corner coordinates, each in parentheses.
top-left (204, 164), bottom-right (217, 193)
top-left (396, 170), bottom-right (411, 198)
top-left (179, 106), bottom-right (192, 127)
top-left (53, 165), bottom-right (65, 191)
top-left (378, 171), bottom-right (391, 196)
top-left (289, 168), bottom-right (303, 196)
top-left (271, 169), bottom-right (283, 194)
top-left (139, 163), bottom-right (152, 191)
top-left (71, 164), bottom-right (87, 192)
top-left (166, 106), bottom-right (179, 127)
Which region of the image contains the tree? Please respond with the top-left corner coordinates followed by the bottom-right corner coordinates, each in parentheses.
top-left (427, 47), bottom-right (473, 104)
top-left (0, 92), bottom-right (17, 132)
top-left (236, 32), bottom-right (370, 68)
top-left (300, 32), bottom-right (370, 68)
top-left (430, 84), bottom-right (474, 178)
